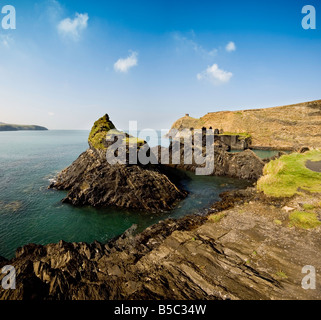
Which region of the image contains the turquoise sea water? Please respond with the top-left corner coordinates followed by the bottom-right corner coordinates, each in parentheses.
top-left (0, 131), bottom-right (251, 259)
top-left (229, 149), bottom-right (281, 158)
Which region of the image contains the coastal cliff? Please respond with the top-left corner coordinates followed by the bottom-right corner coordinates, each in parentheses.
top-left (170, 99), bottom-right (321, 150)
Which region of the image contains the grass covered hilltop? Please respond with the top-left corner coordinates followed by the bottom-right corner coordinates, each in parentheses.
top-left (0, 123), bottom-right (48, 131)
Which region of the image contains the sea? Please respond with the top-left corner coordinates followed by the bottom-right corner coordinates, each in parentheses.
top-left (0, 130), bottom-right (278, 259)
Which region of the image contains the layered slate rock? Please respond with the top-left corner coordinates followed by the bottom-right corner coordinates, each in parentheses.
top-left (49, 114), bottom-right (186, 212)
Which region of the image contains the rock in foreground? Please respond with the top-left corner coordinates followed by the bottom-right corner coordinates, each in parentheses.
top-left (1, 188), bottom-right (320, 300)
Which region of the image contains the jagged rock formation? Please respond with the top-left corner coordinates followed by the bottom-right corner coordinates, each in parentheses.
top-left (49, 114), bottom-right (186, 212)
top-left (51, 148), bottom-right (186, 211)
top-left (1, 188), bottom-right (320, 300)
top-left (170, 99), bottom-right (321, 150)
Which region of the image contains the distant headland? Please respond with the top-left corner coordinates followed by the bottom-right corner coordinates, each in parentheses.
top-left (0, 123), bottom-right (48, 132)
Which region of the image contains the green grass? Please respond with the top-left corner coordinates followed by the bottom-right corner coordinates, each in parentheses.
top-left (303, 204), bottom-right (315, 211)
top-left (275, 271), bottom-right (288, 279)
top-left (123, 137), bottom-right (146, 146)
top-left (208, 212), bottom-right (226, 223)
top-left (257, 150), bottom-right (321, 197)
top-left (88, 114), bottom-right (116, 149)
top-left (289, 211), bottom-right (321, 229)
top-left (219, 132), bottom-right (252, 140)
top-left (88, 114), bottom-right (147, 150)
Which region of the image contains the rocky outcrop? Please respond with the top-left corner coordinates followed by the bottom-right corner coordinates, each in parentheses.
top-left (49, 113), bottom-right (265, 211)
top-left (51, 149), bottom-right (186, 211)
top-left (214, 149), bottom-right (265, 180)
top-left (170, 99), bottom-right (321, 150)
top-left (152, 141), bottom-right (265, 180)
top-left (1, 188), bottom-right (320, 300)
top-left (49, 114), bottom-right (186, 212)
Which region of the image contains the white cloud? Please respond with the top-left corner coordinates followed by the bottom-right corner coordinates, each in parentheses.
top-left (114, 51), bottom-right (138, 73)
top-left (226, 41), bottom-right (236, 52)
top-left (0, 35), bottom-right (13, 48)
top-left (173, 32), bottom-right (218, 58)
top-left (197, 64), bottom-right (233, 85)
top-left (57, 13), bottom-right (89, 41)
top-left (46, 0), bottom-right (63, 22)
top-left (48, 112), bottom-right (55, 117)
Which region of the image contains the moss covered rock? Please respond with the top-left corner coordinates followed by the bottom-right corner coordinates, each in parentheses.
top-left (88, 114), bottom-right (116, 149)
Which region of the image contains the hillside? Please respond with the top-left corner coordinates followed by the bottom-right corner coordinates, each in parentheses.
top-left (170, 100), bottom-right (321, 150)
top-left (0, 123), bottom-right (48, 131)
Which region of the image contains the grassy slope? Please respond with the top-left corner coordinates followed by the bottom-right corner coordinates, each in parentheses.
top-left (257, 150), bottom-right (321, 197)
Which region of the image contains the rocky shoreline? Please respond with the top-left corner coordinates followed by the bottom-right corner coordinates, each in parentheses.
top-left (0, 188), bottom-right (268, 300)
top-left (1, 114), bottom-right (320, 301)
top-left (2, 186), bottom-right (320, 300)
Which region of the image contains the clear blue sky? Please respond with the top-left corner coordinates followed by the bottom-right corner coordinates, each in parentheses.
top-left (0, 0), bottom-right (320, 130)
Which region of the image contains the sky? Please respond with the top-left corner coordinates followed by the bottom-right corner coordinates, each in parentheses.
top-left (0, 0), bottom-right (320, 130)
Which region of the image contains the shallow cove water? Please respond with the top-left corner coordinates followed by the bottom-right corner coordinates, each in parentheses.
top-left (0, 131), bottom-right (250, 259)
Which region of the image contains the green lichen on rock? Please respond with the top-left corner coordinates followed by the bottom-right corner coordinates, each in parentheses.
top-left (88, 114), bottom-right (116, 149)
